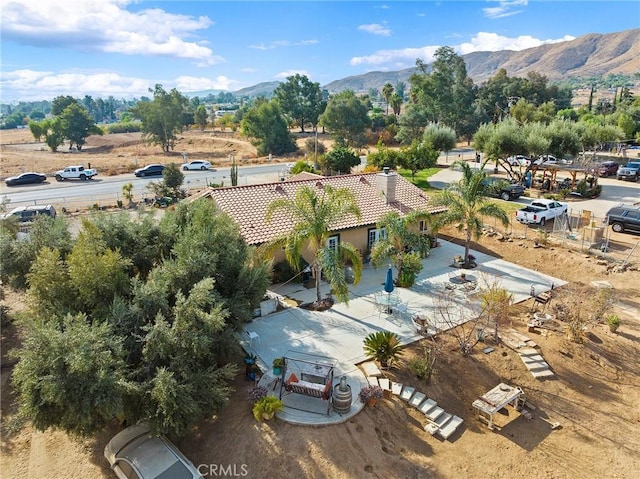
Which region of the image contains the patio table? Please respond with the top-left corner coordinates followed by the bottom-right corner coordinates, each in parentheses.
top-left (376, 293), bottom-right (400, 314)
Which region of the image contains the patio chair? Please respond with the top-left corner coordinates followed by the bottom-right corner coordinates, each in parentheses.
top-left (393, 302), bottom-right (409, 321)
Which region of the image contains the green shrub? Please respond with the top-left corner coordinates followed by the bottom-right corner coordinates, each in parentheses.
top-left (363, 331), bottom-right (404, 368)
top-left (252, 396), bottom-right (283, 421)
top-left (606, 314), bottom-right (620, 333)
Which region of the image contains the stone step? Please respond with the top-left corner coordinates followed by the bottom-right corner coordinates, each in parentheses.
top-left (518, 347), bottom-right (540, 357)
top-left (400, 386), bottom-right (415, 402)
top-left (408, 391), bottom-right (426, 409)
top-left (532, 369), bottom-right (555, 379)
top-left (418, 398), bottom-right (438, 415)
top-left (438, 415), bottom-right (464, 440)
top-left (391, 382), bottom-right (403, 395)
top-left (367, 376), bottom-right (379, 386)
top-left (378, 378), bottom-right (391, 392)
top-left (425, 406), bottom-right (444, 422)
top-left (433, 411), bottom-right (452, 428)
top-left (521, 354), bottom-right (545, 364)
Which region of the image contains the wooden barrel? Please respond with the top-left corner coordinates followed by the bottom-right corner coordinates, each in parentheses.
top-left (333, 376), bottom-right (352, 414)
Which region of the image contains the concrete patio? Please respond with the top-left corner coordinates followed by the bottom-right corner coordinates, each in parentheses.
top-left (239, 239), bottom-right (566, 425)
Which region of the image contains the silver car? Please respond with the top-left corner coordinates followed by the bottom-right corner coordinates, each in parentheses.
top-left (104, 423), bottom-right (203, 479)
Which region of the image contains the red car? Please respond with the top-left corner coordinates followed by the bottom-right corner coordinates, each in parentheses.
top-left (592, 161), bottom-right (619, 177)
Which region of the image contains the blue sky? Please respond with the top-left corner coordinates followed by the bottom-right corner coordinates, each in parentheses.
top-left (1, 0), bottom-right (638, 102)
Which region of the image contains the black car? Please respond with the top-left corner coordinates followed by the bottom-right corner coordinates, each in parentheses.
top-left (5, 172), bottom-right (47, 186)
top-left (605, 204), bottom-right (640, 234)
top-left (481, 177), bottom-right (525, 201)
top-left (1, 204), bottom-right (57, 222)
top-left (134, 164), bottom-right (165, 177)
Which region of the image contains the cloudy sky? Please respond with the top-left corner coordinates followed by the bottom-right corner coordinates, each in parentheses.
top-left (1, 0), bottom-right (638, 102)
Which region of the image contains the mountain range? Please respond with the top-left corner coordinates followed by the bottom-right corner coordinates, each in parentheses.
top-left (219, 28), bottom-right (639, 98)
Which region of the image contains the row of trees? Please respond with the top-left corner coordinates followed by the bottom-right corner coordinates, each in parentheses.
top-left (1, 200), bottom-right (271, 437)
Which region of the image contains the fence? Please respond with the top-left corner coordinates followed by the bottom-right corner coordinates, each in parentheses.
top-left (481, 209), bottom-right (640, 264)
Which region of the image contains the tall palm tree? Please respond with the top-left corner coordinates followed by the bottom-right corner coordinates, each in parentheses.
top-left (431, 161), bottom-right (510, 267)
top-left (265, 185), bottom-right (362, 304)
top-left (370, 210), bottom-right (431, 286)
top-left (382, 83), bottom-right (394, 116)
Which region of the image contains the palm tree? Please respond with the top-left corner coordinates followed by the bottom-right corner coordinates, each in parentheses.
top-left (265, 185), bottom-right (362, 304)
top-left (370, 210), bottom-right (431, 287)
top-left (431, 161), bottom-right (510, 267)
top-left (363, 331), bottom-right (404, 369)
top-left (382, 83), bottom-right (394, 116)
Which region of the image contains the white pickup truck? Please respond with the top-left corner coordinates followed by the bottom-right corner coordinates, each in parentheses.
top-left (55, 165), bottom-right (98, 181)
top-left (515, 199), bottom-right (568, 226)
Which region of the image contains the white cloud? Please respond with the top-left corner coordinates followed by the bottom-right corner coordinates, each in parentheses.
top-left (483, 0), bottom-right (528, 19)
top-left (457, 32), bottom-right (575, 54)
top-left (248, 39), bottom-right (318, 50)
top-left (351, 46), bottom-right (439, 68)
top-left (0, 0), bottom-right (222, 66)
top-left (0, 69), bottom-right (240, 101)
top-left (350, 31), bottom-right (574, 69)
top-left (358, 24), bottom-right (392, 37)
top-left (275, 70), bottom-right (311, 80)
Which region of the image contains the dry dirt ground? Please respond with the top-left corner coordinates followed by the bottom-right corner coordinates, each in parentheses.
top-left (1, 131), bottom-right (639, 479)
top-left (0, 128), bottom-right (321, 178)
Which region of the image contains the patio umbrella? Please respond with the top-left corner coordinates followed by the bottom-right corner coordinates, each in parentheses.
top-left (384, 266), bottom-right (394, 295)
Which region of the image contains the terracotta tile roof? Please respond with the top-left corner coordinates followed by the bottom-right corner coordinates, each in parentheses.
top-left (207, 172), bottom-right (446, 245)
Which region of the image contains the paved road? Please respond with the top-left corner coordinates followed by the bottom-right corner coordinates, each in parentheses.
top-left (0, 163), bottom-right (292, 208)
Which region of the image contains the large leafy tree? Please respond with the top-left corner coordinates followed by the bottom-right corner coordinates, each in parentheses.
top-left (12, 313), bottom-right (129, 436)
top-left (274, 74), bottom-right (326, 132)
top-left (397, 140), bottom-right (440, 180)
top-left (396, 103), bottom-right (429, 145)
top-left (131, 84), bottom-right (188, 152)
top-left (322, 146), bottom-right (360, 174)
top-left (13, 199), bottom-right (271, 437)
top-left (423, 123), bottom-right (456, 158)
top-left (59, 103), bottom-right (102, 150)
top-left (241, 99), bottom-right (297, 155)
top-left (194, 104), bottom-right (208, 130)
top-left (319, 90), bottom-right (370, 148)
top-left (431, 161), bottom-right (510, 267)
top-left (265, 185), bottom-right (363, 304)
top-left (370, 211), bottom-right (431, 287)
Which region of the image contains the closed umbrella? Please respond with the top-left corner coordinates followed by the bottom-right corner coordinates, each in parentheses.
top-left (384, 266), bottom-right (394, 294)
top-left (383, 266), bottom-right (394, 313)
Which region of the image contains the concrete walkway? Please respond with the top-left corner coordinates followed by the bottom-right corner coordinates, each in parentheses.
top-left (240, 239), bottom-right (565, 426)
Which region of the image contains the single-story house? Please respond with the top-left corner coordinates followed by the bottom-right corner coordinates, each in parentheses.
top-left (205, 168), bottom-right (446, 264)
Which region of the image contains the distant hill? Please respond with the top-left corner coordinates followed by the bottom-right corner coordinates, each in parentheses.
top-left (233, 29), bottom-right (638, 97)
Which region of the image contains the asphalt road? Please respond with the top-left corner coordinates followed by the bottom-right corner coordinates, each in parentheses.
top-left (0, 163), bottom-right (292, 208)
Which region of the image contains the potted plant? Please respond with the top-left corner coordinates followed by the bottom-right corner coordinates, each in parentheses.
top-left (243, 353), bottom-right (257, 365)
top-left (359, 385), bottom-right (384, 407)
top-left (252, 395), bottom-right (284, 421)
top-left (272, 357), bottom-right (285, 376)
top-left (606, 314), bottom-right (620, 333)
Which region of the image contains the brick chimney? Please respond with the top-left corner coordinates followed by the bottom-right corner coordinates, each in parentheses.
top-left (376, 167), bottom-right (397, 204)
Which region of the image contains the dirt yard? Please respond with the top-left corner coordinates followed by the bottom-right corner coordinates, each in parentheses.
top-left (1, 131), bottom-right (639, 479)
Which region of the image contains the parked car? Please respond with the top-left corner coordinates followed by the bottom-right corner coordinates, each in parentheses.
top-left (55, 165), bottom-right (98, 181)
top-left (506, 155), bottom-right (531, 167)
top-left (604, 204), bottom-right (640, 234)
top-left (616, 161), bottom-right (640, 181)
top-left (1, 204), bottom-right (56, 222)
top-left (182, 160), bottom-right (212, 171)
top-left (104, 423), bottom-right (203, 479)
top-left (591, 161), bottom-right (619, 177)
top-left (534, 155), bottom-right (560, 166)
top-left (481, 177), bottom-right (525, 201)
top-left (4, 172), bottom-right (47, 186)
top-left (134, 164), bottom-right (165, 177)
